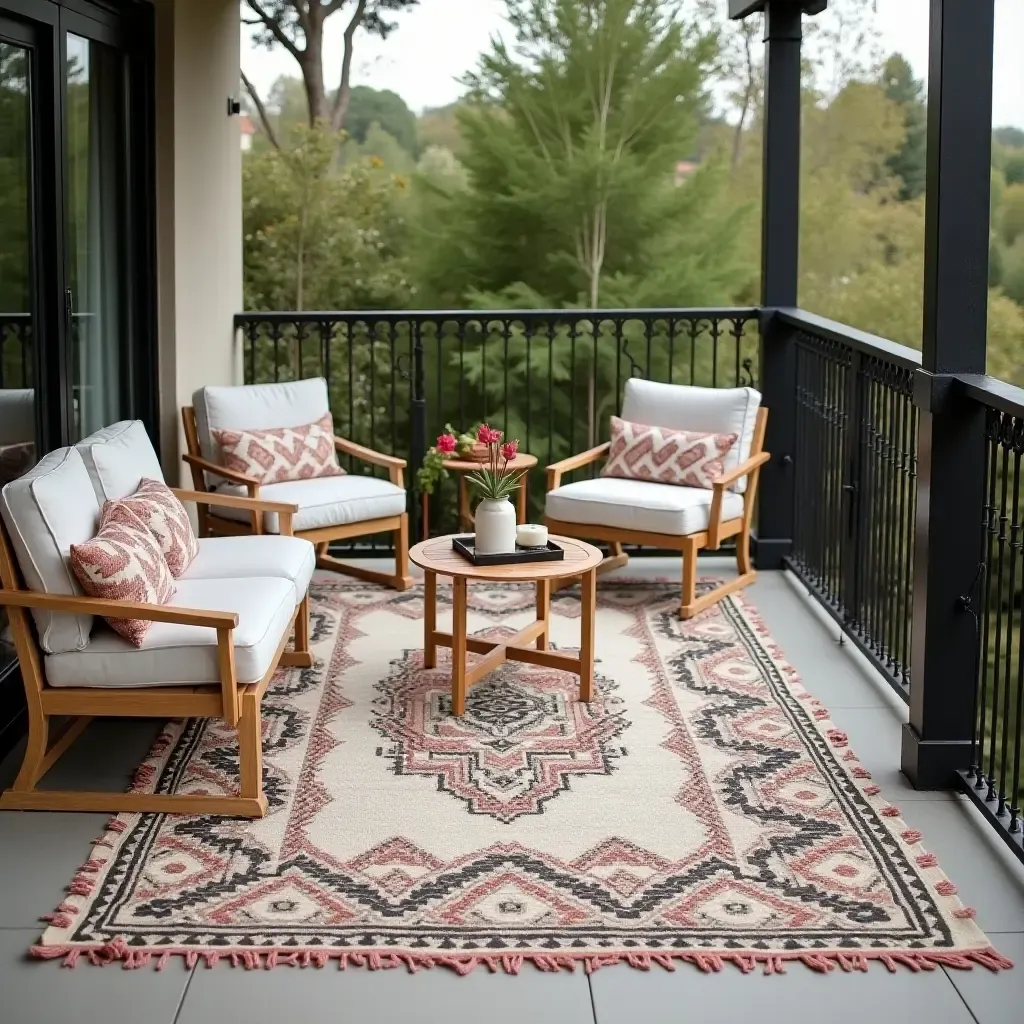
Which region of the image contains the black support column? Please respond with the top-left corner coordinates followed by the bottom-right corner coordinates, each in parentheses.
top-left (902, 0), bottom-right (996, 788)
top-left (734, 1), bottom-right (823, 568)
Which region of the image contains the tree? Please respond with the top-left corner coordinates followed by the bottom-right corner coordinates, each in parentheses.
top-left (1005, 150), bottom-right (1024, 188)
top-left (243, 1), bottom-right (418, 132)
top-left (1003, 238), bottom-right (1024, 308)
top-left (994, 126), bottom-right (1024, 150)
top-left (346, 86), bottom-right (418, 156)
top-left (880, 54), bottom-right (926, 200)
top-left (409, 0), bottom-right (752, 459)
top-left (243, 124), bottom-right (412, 311)
top-left (1002, 184), bottom-right (1024, 248)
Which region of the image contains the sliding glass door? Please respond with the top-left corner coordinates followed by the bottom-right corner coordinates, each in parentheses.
top-left (0, 0), bottom-right (155, 722)
top-left (64, 24), bottom-right (128, 439)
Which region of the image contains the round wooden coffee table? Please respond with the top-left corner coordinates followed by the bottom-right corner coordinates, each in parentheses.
top-left (409, 534), bottom-right (604, 716)
top-left (419, 452), bottom-right (539, 538)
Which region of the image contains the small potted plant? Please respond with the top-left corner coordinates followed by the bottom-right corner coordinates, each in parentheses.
top-left (435, 425), bottom-right (522, 554)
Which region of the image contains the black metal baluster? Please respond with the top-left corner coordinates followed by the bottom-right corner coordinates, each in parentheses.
top-left (710, 318), bottom-right (721, 389)
top-left (667, 318), bottom-right (677, 385)
top-left (689, 320), bottom-right (698, 386)
top-left (389, 322), bottom-right (397, 457)
top-left (569, 321), bottom-right (577, 461)
top-left (988, 424), bottom-right (1010, 800)
top-left (347, 321), bottom-right (355, 444)
top-left (999, 439), bottom-right (1023, 817)
top-left (976, 414), bottom-right (1000, 787)
top-left (503, 320), bottom-right (511, 436)
top-left (525, 320), bottom-right (532, 453)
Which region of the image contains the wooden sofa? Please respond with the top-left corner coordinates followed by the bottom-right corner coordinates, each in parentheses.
top-left (0, 421), bottom-right (316, 818)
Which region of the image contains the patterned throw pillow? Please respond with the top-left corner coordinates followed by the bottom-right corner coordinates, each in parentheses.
top-left (69, 519), bottom-right (176, 647)
top-left (602, 416), bottom-right (739, 489)
top-left (102, 479), bottom-right (199, 577)
top-left (212, 412), bottom-right (345, 486)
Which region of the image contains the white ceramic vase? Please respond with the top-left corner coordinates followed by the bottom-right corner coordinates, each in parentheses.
top-left (474, 497), bottom-right (518, 554)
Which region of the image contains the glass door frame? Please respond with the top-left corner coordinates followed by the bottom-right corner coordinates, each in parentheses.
top-left (0, 0), bottom-right (157, 451)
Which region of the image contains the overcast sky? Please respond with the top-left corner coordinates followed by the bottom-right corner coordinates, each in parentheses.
top-left (242, 0), bottom-right (1024, 130)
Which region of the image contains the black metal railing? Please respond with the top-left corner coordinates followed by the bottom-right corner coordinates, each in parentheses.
top-left (0, 313), bottom-right (32, 390)
top-left (235, 309), bottom-right (760, 540)
top-left (955, 375), bottom-right (1024, 862)
top-left (783, 310), bottom-right (920, 699)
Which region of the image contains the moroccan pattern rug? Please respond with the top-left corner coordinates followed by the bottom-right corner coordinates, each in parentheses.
top-left (35, 577), bottom-right (1010, 976)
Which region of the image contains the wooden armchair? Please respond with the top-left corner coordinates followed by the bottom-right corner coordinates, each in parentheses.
top-left (182, 378), bottom-right (412, 591)
top-left (544, 380), bottom-right (769, 619)
top-left (0, 447), bottom-right (309, 818)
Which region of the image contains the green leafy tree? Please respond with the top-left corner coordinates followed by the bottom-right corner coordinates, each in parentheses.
top-left (880, 53), bottom-right (926, 200)
top-left (1002, 183), bottom-right (1024, 248)
top-left (1005, 150), bottom-right (1024, 188)
top-left (1002, 238), bottom-right (1024, 308)
top-left (242, 0), bottom-right (418, 141)
top-left (346, 86), bottom-right (418, 156)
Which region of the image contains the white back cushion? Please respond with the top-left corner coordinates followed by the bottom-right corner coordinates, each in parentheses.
top-left (0, 389), bottom-right (35, 445)
top-left (620, 380), bottom-right (762, 493)
top-left (76, 420), bottom-right (165, 501)
top-left (0, 447), bottom-right (100, 653)
top-left (192, 379), bottom-right (331, 462)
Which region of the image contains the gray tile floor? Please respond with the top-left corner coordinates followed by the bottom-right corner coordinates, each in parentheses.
top-left (1, 560), bottom-right (1021, 1024)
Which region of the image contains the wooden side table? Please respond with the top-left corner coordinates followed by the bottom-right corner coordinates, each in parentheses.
top-left (409, 535), bottom-right (604, 716)
top-left (420, 452), bottom-right (539, 539)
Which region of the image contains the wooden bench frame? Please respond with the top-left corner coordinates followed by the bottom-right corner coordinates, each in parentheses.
top-left (544, 408), bottom-right (770, 619)
top-left (182, 407), bottom-right (413, 591)
top-left (0, 489), bottom-right (312, 818)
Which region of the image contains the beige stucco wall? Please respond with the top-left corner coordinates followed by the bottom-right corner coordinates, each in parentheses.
top-left (154, 0), bottom-right (243, 483)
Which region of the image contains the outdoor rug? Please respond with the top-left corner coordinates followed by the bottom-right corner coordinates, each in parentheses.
top-left (34, 576), bottom-right (1011, 975)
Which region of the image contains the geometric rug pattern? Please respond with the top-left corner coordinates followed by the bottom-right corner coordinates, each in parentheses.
top-left (34, 578), bottom-right (1010, 975)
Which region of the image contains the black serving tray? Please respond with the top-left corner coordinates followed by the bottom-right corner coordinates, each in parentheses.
top-left (452, 535), bottom-right (565, 566)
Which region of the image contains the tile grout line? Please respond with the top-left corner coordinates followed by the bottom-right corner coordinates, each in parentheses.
top-left (587, 971), bottom-right (600, 1024)
top-left (169, 965), bottom-right (198, 1024)
top-left (940, 967), bottom-right (983, 1024)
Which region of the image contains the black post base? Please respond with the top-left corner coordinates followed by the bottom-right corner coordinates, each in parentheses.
top-left (900, 723), bottom-right (972, 790)
top-left (752, 534), bottom-right (792, 570)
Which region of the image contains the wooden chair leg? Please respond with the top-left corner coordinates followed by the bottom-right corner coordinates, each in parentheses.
top-left (393, 513), bottom-right (413, 591)
top-left (9, 703), bottom-right (50, 791)
top-left (737, 519), bottom-right (753, 576)
top-left (280, 596), bottom-right (313, 668)
top-left (238, 691), bottom-right (268, 814)
top-left (680, 537), bottom-right (699, 619)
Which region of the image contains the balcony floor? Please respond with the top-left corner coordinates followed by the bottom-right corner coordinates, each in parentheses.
top-left (1, 560), bottom-right (1022, 1024)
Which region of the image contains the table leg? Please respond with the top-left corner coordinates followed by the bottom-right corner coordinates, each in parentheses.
top-left (423, 570), bottom-right (437, 669)
top-left (517, 471), bottom-right (529, 523)
top-left (579, 568), bottom-right (596, 702)
top-left (536, 579), bottom-right (550, 650)
top-left (451, 577), bottom-right (468, 715)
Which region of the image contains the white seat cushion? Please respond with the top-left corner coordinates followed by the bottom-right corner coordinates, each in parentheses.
top-left (0, 448), bottom-right (100, 653)
top-left (182, 536), bottom-right (315, 602)
top-left (621, 380), bottom-right (761, 493)
top-left (76, 420), bottom-right (165, 501)
top-left (193, 378), bottom-right (330, 464)
top-left (546, 478), bottom-right (744, 536)
top-left (44, 577), bottom-right (296, 688)
top-left (211, 475), bottom-right (406, 534)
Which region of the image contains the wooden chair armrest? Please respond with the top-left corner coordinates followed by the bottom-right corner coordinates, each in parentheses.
top-left (0, 589), bottom-right (239, 629)
top-left (546, 442), bottom-right (611, 490)
top-left (171, 488), bottom-right (298, 515)
top-left (182, 453), bottom-right (260, 489)
top-left (711, 451), bottom-right (771, 492)
top-left (171, 489), bottom-right (299, 538)
top-left (707, 452), bottom-right (771, 548)
top-left (334, 436), bottom-right (407, 487)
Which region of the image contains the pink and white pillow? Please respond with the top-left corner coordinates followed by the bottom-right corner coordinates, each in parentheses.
top-left (212, 412), bottom-right (344, 486)
top-left (69, 519), bottom-right (176, 647)
top-left (102, 479), bottom-right (199, 577)
top-left (602, 416), bottom-right (738, 489)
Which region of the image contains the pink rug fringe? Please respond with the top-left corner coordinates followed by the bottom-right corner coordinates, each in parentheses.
top-left (29, 938), bottom-right (1014, 976)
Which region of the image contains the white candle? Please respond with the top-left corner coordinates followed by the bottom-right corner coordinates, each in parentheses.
top-left (517, 524), bottom-right (548, 548)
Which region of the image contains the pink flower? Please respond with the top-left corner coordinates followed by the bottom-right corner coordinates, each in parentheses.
top-left (435, 433), bottom-right (457, 455)
top-left (501, 439), bottom-right (519, 461)
top-left (477, 424), bottom-right (502, 445)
